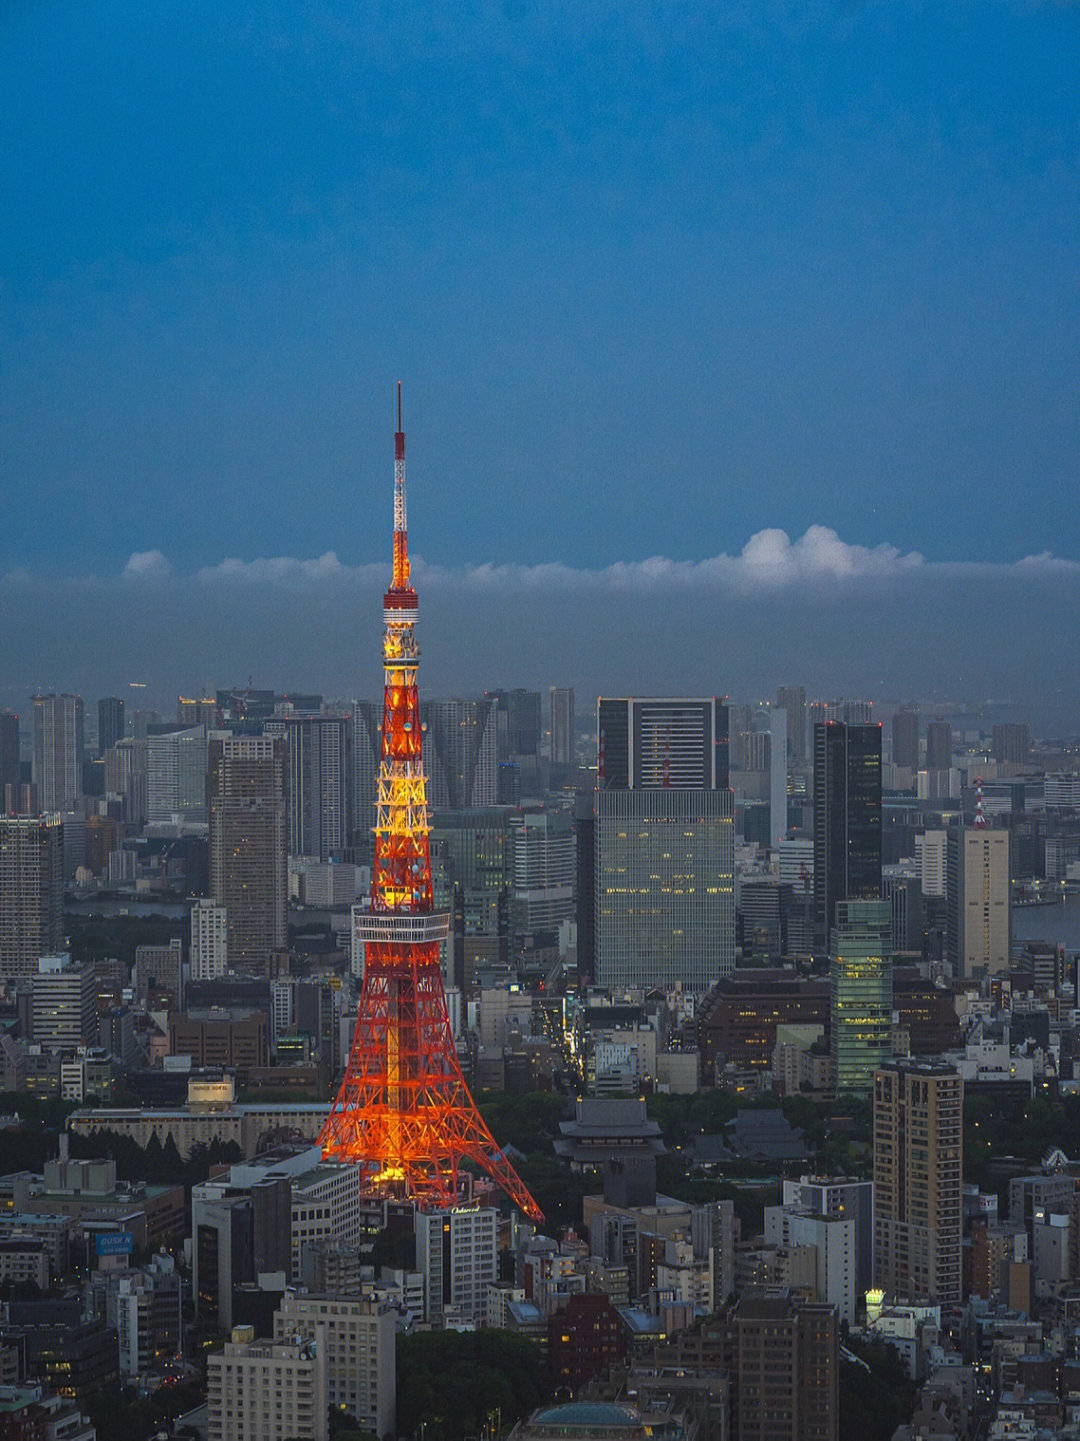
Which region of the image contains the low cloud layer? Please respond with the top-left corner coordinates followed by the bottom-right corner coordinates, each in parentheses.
top-left (3, 528), bottom-right (1078, 727)
top-left (87, 526), bottom-right (1079, 595)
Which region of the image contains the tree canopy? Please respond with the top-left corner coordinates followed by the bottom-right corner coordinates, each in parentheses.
top-left (396, 1329), bottom-right (547, 1439)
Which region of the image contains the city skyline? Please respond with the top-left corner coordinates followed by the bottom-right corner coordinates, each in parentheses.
top-left (2, 545), bottom-right (1077, 730)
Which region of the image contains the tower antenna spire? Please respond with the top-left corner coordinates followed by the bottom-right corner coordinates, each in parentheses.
top-left (390, 381), bottom-right (410, 591)
top-left (319, 390), bottom-right (542, 1223)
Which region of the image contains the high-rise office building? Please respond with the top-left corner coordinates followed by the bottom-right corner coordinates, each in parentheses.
top-left (830, 899), bottom-right (892, 1094)
top-left (421, 698), bottom-right (499, 809)
top-left (191, 900), bottom-right (228, 982)
top-left (725, 1289), bottom-right (839, 1441)
top-left (208, 1335), bottom-right (328, 1441)
top-left (873, 1062), bottom-right (963, 1304)
top-left (31, 954), bottom-right (98, 1052)
top-left (274, 1292), bottom-right (395, 1439)
top-left (0, 814), bottom-right (64, 981)
top-left (916, 830), bottom-right (947, 898)
top-left (762, 1204), bottom-right (856, 1327)
top-left (98, 697), bottom-right (125, 756)
top-left (596, 787), bottom-right (735, 992)
top-left (550, 686), bottom-right (576, 767)
top-left (770, 707), bottom-right (788, 847)
top-left (415, 1204), bottom-right (499, 1325)
top-left (574, 789), bottom-right (598, 984)
top-left (743, 731), bottom-right (771, 773)
top-left (925, 721), bottom-right (952, 772)
top-left (891, 709), bottom-right (919, 769)
top-left (812, 722), bottom-right (882, 953)
top-left (775, 686), bottom-right (806, 763)
top-left (209, 736), bottom-right (288, 975)
top-left (843, 700), bottom-right (874, 725)
top-left (782, 1175), bottom-right (874, 1297)
top-left (32, 694), bottom-right (85, 812)
top-left (946, 822), bottom-right (1010, 978)
top-left (727, 704), bottom-right (753, 772)
top-left (509, 806), bottom-right (576, 946)
top-left (350, 700), bottom-right (381, 858)
top-left (992, 723), bottom-right (1030, 765)
top-left (146, 726), bottom-right (208, 825)
top-left (176, 696), bottom-right (218, 728)
top-left (265, 714), bottom-right (352, 861)
top-left (596, 697), bottom-right (734, 991)
top-left (430, 807), bottom-right (512, 987)
top-left (0, 711), bottom-right (20, 799)
top-left (599, 697), bottom-right (729, 790)
top-left (104, 736), bottom-right (148, 826)
top-left (488, 688), bottom-right (542, 760)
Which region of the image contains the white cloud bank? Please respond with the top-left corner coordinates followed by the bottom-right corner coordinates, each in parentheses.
top-left (101, 526), bottom-right (1076, 594)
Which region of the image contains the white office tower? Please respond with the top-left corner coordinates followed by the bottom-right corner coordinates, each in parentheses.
top-left (916, 830), bottom-right (947, 898)
top-left (782, 1175), bottom-right (874, 1296)
top-left (274, 1291), bottom-right (395, 1439)
top-left (509, 807), bottom-right (576, 945)
top-left (770, 707), bottom-right (788, 847)
top-left (290, 1161), bottom-right (363, 1282)
top-left (208, 1330), bottom-right (328, 1441)
top-left (146, 726), bottom-right (208, 824)
top-left (116, 1273), bottom-right (154, 1375)
top-left (1045, 773), bottom-right (1080, 808)
top-left (113, 1257), bottom-right (183, 1378)
top-left (31, 954), bottom-right (97, 1051)
top-left (763, 1204), bottom-right (856, 1326)
top-left (191, 900), bottom-right (228, 981)
top-left (776, 837), bottom-right (814, 893)
top-left (415, 1204), bottom-right (499, 1325)
top-left (271, 979), bottom-right (294, 1038)
top-left (349, 902), bottom-right (367, 980)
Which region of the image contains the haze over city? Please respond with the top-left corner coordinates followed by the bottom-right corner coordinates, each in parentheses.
top-left (3, 1), bottom-right (1078, 715)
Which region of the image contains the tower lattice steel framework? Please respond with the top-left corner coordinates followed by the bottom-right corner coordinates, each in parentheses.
top-left (318, 386), bottom-right (542, 1222)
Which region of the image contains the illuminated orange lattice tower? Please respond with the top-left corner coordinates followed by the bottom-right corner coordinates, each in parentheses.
top-left (319, 386), bottom-right (542, 1222)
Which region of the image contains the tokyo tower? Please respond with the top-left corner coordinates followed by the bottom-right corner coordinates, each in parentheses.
top-left (319, 386), bottom-right (542, 1223)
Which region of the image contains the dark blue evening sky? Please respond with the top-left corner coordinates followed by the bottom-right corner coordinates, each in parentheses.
top-left (2, 3), bottom-right (1079, 720)
top-left (4, 0), bottom-right (1077, 578)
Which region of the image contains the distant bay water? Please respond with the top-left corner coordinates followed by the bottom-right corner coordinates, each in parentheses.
top-left (1013, 893), bottom-right (1080, 951)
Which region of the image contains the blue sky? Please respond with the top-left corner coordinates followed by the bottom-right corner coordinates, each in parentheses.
top-left (2, 1), bottom-right (1078, 714)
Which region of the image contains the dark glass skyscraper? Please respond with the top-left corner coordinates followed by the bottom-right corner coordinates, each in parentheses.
top-left (925, 720), bottom-right (952, 771)
top-left (813, 721), bottom-right (882, 953)
top-left (891, 708), bottom-right (919, 769)
top-left (598, 697), bottom-right (729, 790)
top-left (98, 697), bottom-right (125, 756)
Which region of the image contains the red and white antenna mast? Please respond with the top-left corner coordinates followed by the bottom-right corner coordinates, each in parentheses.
top-left (974, 776), bottom-right (987, 829)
